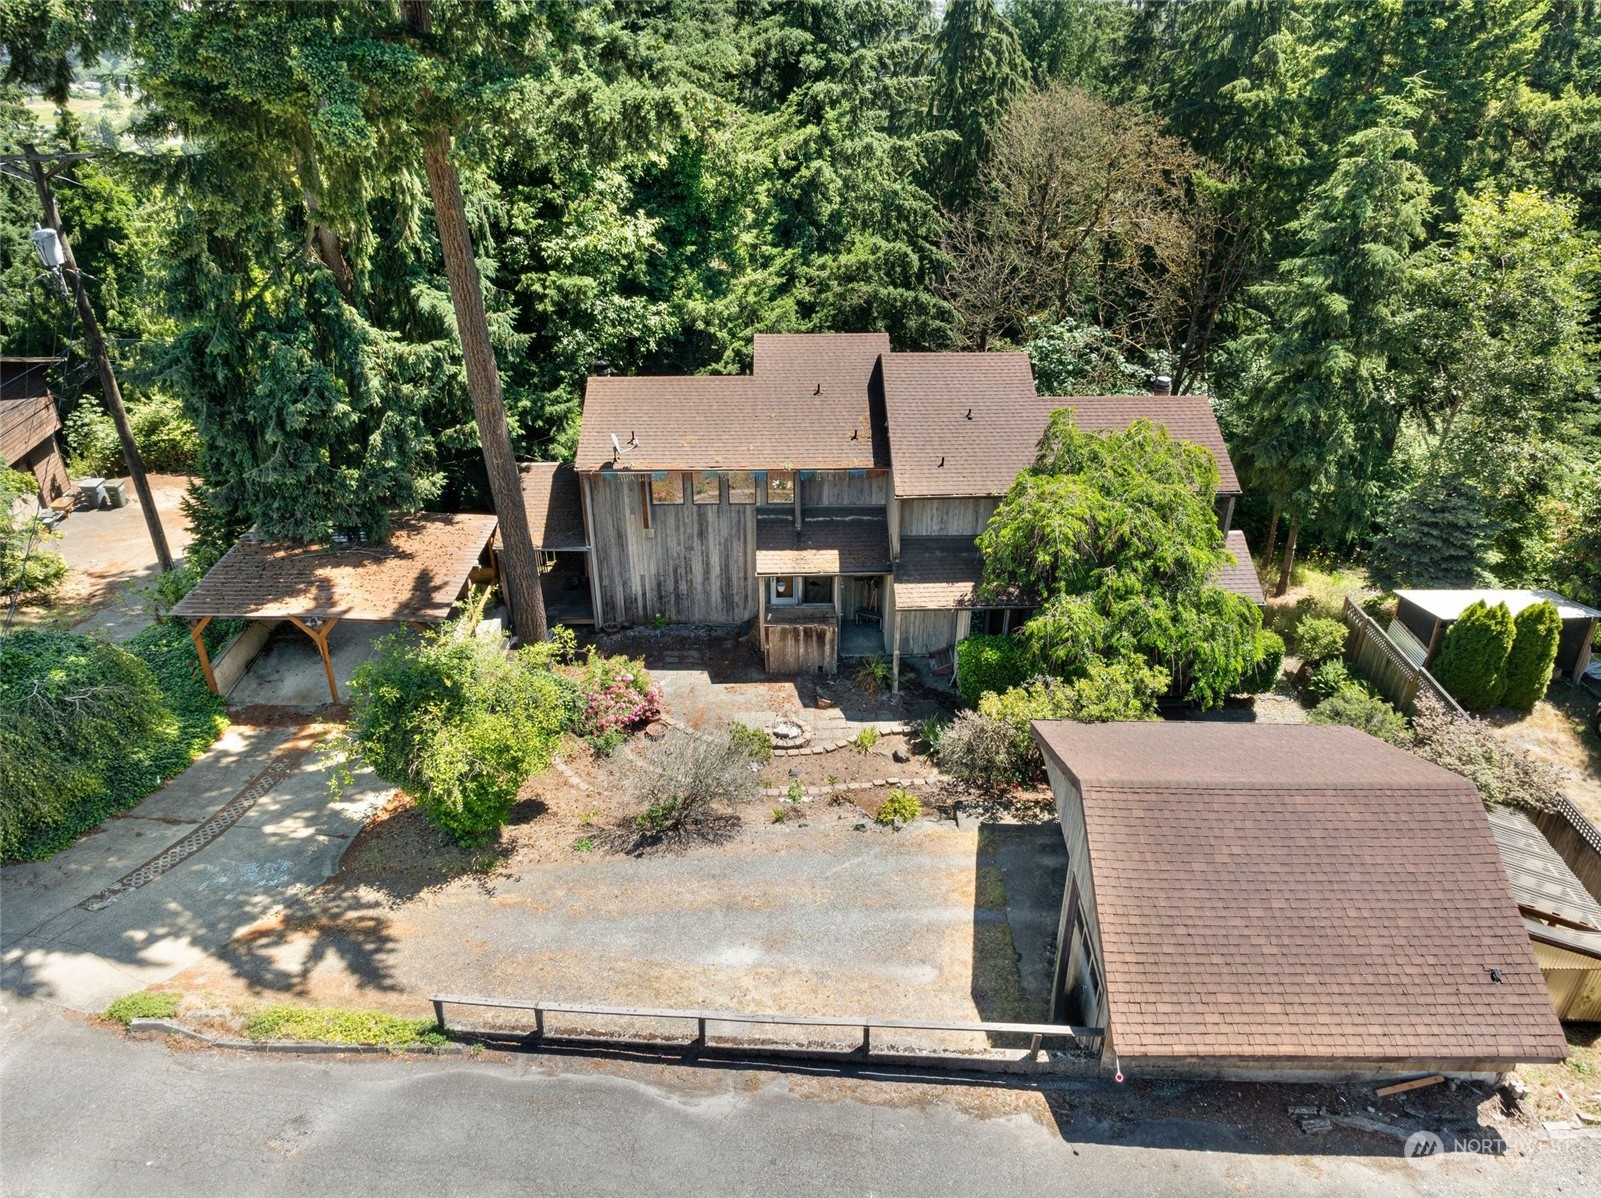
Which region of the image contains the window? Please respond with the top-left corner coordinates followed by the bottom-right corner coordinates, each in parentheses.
top-left (726, 471), bottom-right (756, 505)
top-left (650, 472), bottom-right (684, 504)
top-left (764, 471), bottom-right (794, 505)
top-left (693, 471), bottom-right (720, 504)
top-left (770, 575), bottom-right (797, 605)
top-left (801, 576), bottom-right (833, 605)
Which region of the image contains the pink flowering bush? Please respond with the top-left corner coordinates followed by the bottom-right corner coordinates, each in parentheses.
top-left (575, 652), bottom-right (662, 738)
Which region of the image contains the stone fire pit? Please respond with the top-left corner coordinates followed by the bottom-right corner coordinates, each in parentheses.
top-left (766, 718), bottom-right (813, 749)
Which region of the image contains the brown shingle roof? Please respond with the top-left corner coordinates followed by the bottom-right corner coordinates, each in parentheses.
top-left (573, 334), bottom-right (890, 472)
top-left (881, 354), bottom-right (1242, 497)
top-left (756, 512), bottom-right (890, 575)
top-left (893, 529), bottom-right (1265, 610)
top-left (1218, 529), bottom-right (1265, 605)
top-left (519, 462), bottom-right (588, 550)
top-left (170, 512), bottom-right (498, 623)
top-left (1032, 722), bottom-right (1567, 1065)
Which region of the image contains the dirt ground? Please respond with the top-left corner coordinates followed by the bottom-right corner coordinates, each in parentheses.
top-left (10, 472), bottom-right (194, 637)
top-left (1487, 679), bottom-right (1601, 825)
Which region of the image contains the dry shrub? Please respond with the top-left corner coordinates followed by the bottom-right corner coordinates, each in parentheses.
top-left (1409, 693), bottom-right (1563, 813)
top-left (604, 733), bottom-right (755, 854)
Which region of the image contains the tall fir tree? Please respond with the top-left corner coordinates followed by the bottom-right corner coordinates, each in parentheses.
top-left (927, 0), bottom-right (1028, 207)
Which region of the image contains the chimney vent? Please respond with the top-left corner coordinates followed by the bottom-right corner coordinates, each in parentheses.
top-left (594, 360), bottom-right (613, 377)
top-left (1153, 375), bottom-right (1172, 396)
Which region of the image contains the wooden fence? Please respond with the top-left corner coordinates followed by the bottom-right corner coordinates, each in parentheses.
top-left (1342, 597), bottom-right (1463, 716)
top-left (1532, 796), bottom-right (1601, 906)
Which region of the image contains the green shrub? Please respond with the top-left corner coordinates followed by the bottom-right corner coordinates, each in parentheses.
top-left (853, 654), bottom-right (894, 695)
top-left (104, 991), bottom-right (181, 1025)
top-left (243, 1004), bottom-right (446, 1047)
top-left (978, 660), bottom-right (1165, 778)
top-left (851, 726), bottom-right (880, 752)
top-left (955, 633), bottom-right (1032, 707)
top-left (1410, 692), bottom-right (1562, 812)
top-left (876, 787), bottom-right (921, 825)
top-left (1, 624), bottom-right (228, 862)
top-left (65, 392), bottom-right (199, 476)
top-left (1305, 659), bottom-right (1353, 702)
top-left (935, 711), bottom-right (1025, 791)
top-left (728, 722), bottom-right (773, 765)
top-left (1293, 615), bottom-right (1348, 666)
top-left (587, 728), bottom-right (626, 758)
top-left (1308, 684), bottom-right (1409, 744)
top-left (1, 468), bottom-right (67, 597)
top-left (343, 620), bottom-right (579, 845)
top-left (918, 714), bottom-right (948, 749)
top-left (786, 780), bottom-right (805, 803)
top-left (1500, 601), bottom-right (1561, 710)
top-left (1432, 599), bottom-right (1516, 711)
top-left (1236, 629), bottom-right (1286, 694)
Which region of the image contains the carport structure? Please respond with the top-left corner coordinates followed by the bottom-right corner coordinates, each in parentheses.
top-left (169, 512), bottom-right (499, 703)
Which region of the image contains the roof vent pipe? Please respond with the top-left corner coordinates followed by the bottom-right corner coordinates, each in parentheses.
top-left (594, 360), bottom-right (613, 377)
top-left (1153, 375), bottom-right (1172, 396)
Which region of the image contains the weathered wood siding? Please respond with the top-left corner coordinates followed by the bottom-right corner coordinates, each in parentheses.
top-left (898, 496), bottom-right (998, 537)
top-left (801, 470), bottom-right (888, 508)
top-left (0, 394), bottom-right (59, 465)
top-left (1044, 765), bottom-right (1109, 1032)
top-left (896, 608), bottom-right (958, 655)
top-left (585, 472), bottom-right (758, 624)
top-left (765, 622), bottom-right (838, 675)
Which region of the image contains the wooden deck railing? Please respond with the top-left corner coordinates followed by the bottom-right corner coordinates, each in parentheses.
top-left (1342, 597), bottom-right (1463, 716)
top-left (430, 994), bottom-right (1103, 1063)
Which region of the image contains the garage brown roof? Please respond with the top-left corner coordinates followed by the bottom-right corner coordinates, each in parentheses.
top-left (170, 512), bottom-right (498, 623)
top-left (756, 512), bottom-right (890, 575)
top-left (1032, 722), bottom-right (1566, 1066)
top-left (519, 462), bottom-right (588, 550)
top-left (573, 334), bottom-right (890, 472)
top-left (881, 354), bottom-right (1241, 497)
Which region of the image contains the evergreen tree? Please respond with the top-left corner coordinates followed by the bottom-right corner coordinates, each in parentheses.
top-left (927, 0), bottom-right (1028, 207)
top-left (1229, 93), bottom-right (1432, 593)
top-left (1365, 471), bottom-right (1498, 590)
top-left (1432, 599), bottom-right (1516, 712)
top-left (1501, 600), bottom-right (1561, 710)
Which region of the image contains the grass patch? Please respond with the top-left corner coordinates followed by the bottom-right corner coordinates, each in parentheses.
top-left (243, 1004), bottom-right (447, 1048)
top-left (104, 991), bottom-right (181, 1025)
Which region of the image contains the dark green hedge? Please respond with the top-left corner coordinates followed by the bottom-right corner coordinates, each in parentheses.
top-left (1236, 629), bottom-right (1286, 694)
top-left (1500, 601), bottom-right (1561, 710)
top-left (0, 622), bottom-right (231, 862)
top-left (1431, 599), bottom-right (1515, 712)
top-left (955, 633), bottom-right (1033, 707)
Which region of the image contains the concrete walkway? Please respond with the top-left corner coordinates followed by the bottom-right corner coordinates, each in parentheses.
top-left (0, 723), bottom-right (392, 1013)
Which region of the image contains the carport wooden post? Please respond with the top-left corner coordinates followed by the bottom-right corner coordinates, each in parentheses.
top-left (891, 616), bottom-right (900, 695)
top-left (187, 615), bottom-right (218, 695)
top-left (286, 616), bottom-right (342, 704)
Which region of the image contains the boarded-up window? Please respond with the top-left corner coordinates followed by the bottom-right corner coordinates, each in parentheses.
top-left (650, 472), bottom-right (684, 504)
top-left (693, 472), bottom-right (720, 504)
top-left (765, 471), bottom-right (794, 504)
top-left (727, 471), bottom-right (756, 504)
top-left (802, 576), bottom-right (833, 605)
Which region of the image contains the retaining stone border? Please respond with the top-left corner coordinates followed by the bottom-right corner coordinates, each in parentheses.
top-left (126, 1017), bottom-right (465, 1055)
top-left (552, 756), bottom-right (592, 793)
top-left (662, 713), bottom-right (917, 756)
top-left (761, 774), bottom-right (942, 800)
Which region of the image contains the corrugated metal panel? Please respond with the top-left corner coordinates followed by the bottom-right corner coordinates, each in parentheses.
top-left (1489, 807), bottom-right (1601, 930)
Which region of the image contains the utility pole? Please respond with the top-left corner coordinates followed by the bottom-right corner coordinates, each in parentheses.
top-left (402, 0), bottom-right (548, 644)
top-left (2, 145), bottom-right (174, 571)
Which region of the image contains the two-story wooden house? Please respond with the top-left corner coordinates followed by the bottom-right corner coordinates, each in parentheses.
top-left (522, 334), bottom-right (1262, 686)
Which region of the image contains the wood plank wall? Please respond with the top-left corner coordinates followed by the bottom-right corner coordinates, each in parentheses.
top-left (896, 608), bottom-right (958, 655)
top-left (898, 496), bottom-right (999, 537)
top-left (801, 470), bottom-right (888, 507)
top-left (585, 472), bottom-right (759, 624)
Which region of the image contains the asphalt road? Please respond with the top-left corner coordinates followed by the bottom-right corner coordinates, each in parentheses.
top-left (3, 1008), bottom-right (1592, 1198)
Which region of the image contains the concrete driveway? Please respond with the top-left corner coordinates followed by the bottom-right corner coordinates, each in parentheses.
top-left (1, 723), bottom-right (391, 1014)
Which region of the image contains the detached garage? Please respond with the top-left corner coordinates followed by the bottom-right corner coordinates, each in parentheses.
top-left (1393, 589), bottom-right (1600, 682)
top-left (1031, 721), bottom-right (1568, 1083)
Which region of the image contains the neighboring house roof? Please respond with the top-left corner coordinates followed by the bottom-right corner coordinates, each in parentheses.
top-left (892, 529), bottom-right (1265, 611)
top-left (573, 333), bottom-right (890, 472)
top-left (1031, 722), bottom-right (1566, 1065)
top-left (756, 511), bottom-right (890, 576)
top-left (0, 357), bottom-right (62, 402)
top-left (1216, 529), bottom-right (1265, 605)
top-left (170, 511), bottom-right (498, 623)
top-left (882, 353), bottom-right (1241, 498)
top-left (1, 358), bottom-right (64, 468)
top-left (1395, 588), bottom-right (1601, 622)
top-left (519, 462), bottom-right (589, 550)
